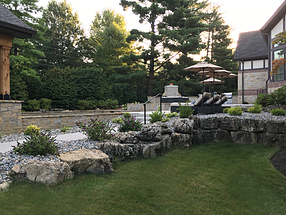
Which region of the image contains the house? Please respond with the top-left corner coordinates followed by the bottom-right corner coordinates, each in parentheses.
top-left (234, 1), bottom-right (286, 103)
top-left (0, 3), bottom-right (36, 100)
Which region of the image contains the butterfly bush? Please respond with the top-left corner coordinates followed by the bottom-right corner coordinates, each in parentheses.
top-left (77, 117), bottom-right (114, 141)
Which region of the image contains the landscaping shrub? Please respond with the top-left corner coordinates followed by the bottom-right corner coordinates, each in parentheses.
top-left (247, 104), bottom-right (262, 113)
top-left (161, 117), bottom-right (170, 122)
top-left (60, 126), bottom-right (71, 133)
top-left (28, 99), bottom-right (40, 111)
top-left (227, 106), bottom-right (243, 116)
top-left (271, 108), bottom-right (286, 116)
top-left (119, 116), bottom-right (142, 132)
top-left (223, 107), bottom-right (230, 113)
top-left (13, 132), bottom-right (58, 156)
top-left (166, 112), bottom-right (178, 118)
top-left (123, 112), bottom-right (131, 118)
top-left (77, 100), bottom-right (97, 110)
top-left (40, 98), bottom-right (51, 110)
top-left (256, 85), bottom-right (286, 106)
top-left (149, 110), bottom-right (165, 123)
top-left (112, 117), bottom-right (123, 123)
top-left (105, 99), bottom-right (119, 109)
top-left (77, 117), bottom-right (114, 141)
top-left (24, 125), bottom-right (40, 136)
top-left (179, 102), bottom-right (193, 118)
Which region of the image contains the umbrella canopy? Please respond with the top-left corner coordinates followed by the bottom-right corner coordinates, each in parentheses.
top-left (200, 78), bottom-right (224, 84)
top-left (198, 70), bottom-right (233, 78)
top-left (184, 61), bottom-right (223, 72)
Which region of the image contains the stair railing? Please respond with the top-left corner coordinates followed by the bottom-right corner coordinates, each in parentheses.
top-left (143, 93), bottom-right (162, 124)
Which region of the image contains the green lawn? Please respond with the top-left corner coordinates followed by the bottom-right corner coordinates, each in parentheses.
top-left (1, 143), bottom-right (286, 215)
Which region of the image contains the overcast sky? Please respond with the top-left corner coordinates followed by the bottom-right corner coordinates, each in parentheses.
top-left (37, 0), bottom-right (285, 45)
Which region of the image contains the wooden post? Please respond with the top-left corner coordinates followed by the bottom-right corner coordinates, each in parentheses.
top-left (0, 34), bottom-right (13, 100)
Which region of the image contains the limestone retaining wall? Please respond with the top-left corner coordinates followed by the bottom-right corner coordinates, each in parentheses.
top-left (22, 110), bottom-right (123, 131)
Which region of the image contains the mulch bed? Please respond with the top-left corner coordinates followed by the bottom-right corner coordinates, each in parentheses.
top-left (271, 147), bottom-right (286, 177)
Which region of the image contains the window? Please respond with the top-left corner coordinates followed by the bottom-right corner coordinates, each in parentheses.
top-left (273, 49), bottom-right (285, 81)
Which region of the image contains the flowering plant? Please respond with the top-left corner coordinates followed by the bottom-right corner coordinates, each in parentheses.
top-left (77, 117), bottom-right (114, 141)
top-left (13, 132), bottom-right (58, 156)
top-left (119, 115), bottom-right (142, 132)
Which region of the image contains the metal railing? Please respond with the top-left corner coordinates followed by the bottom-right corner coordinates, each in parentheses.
top-left (143, 93), bottom-right (162, 124)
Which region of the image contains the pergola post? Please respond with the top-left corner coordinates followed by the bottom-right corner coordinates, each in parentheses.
top-left (0, 34), bottom-right (13, 100)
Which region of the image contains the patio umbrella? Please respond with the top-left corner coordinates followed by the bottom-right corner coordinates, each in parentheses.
top-left (200, 78), bottom-right (224, 92)
top-left (184, 61), bottom-right (224, 114)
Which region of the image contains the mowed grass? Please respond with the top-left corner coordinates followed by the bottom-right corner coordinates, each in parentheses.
top-left (1, 143), bottom-right (286, 215)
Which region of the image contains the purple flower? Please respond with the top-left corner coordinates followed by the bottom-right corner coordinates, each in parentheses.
top-left (49, 140), bottom-right (51, 142)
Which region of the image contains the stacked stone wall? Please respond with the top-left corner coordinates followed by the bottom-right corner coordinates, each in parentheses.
top-left (0, 101), bottom-right (22, 135)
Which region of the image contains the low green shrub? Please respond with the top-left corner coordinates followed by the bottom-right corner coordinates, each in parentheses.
top-left (247, 104), bottom-right (262, 113)
top-left (105, 99), bottom-right (119, 109)
top-left (13, 132), bottom-right (58, 156)
top-left (271, 108), bottom-right (286, 116)
top-left (149, 110), bottom-right (165, 123)
top-left (77, 117), bottom-right (114, 141)
top-left (179, 102), bottom-right (193, 118)
top-left (61, 126), bottom-right (71, 133)
top-left (77, 100), bottom-right (97, 110)
top-left (161, 117), bottom-right (170, 122)
top-left (112, 117), bottom-right (124, 123)
top-left (223, 107), bottom-right (230, 113)
top-left (123, 112), bottom-right (131, 118)
top-left (40, 98), bottom-right (51, 110)
top-left (25, 125), bottom-right (40, 136)
top-left (28, 99), bottom-right (40, 111)
top-left (119, 116), bottom-right (142, 132)
top-left (227, 106), bottom-right (243, 116)
top-left (166, 112), bottom-right (178, 118)
top-left (256, 85), bottom-right (286, 106)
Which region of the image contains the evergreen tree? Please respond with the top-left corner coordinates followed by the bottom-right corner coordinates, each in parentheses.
top-left (121, 0), bottom-right (208, 96)
top-left (89, 9), bottom-right (132, 74)
top-left (38, 0), bottom-right (85, 71)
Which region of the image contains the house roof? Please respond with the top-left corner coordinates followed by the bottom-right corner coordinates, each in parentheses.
top-left (261, 1), bottom-right (286, 33)
top-left (0, 3), bottom-right (37, 39)
top-left (233, 30), bottom-right (268, 61)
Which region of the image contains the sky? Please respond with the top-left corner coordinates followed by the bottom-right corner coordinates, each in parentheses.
top-left (37, 0), bottom-right (286, 46)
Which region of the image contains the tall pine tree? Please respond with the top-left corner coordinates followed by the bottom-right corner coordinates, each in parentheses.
top-left (121, 0), bottom-right (208, 96)
top-left (38, 0), bottom-right (85, 71)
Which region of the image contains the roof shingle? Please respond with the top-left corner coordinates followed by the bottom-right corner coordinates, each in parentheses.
top-left (233, 30), bottom-right (268, 61)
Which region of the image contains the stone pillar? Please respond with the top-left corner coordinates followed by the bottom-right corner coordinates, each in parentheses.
top-left (0, 100), bottom-right (23, 135)
top-left (0, 34), bottom-right (13, 100)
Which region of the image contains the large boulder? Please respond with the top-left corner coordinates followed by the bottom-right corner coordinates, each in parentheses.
top-left (9, 160), bottom-right (73, 185)
top-left (113, 131), bottom-right (140, 144)
top-left (230, 131), bottom-right (257, 144)
top-left (265, 120), bottom-right (286, 134)
top-left (171, 133), bottom-right (192, 148)
top-left (218, 116), bottom-right (242, 131)
top-left (58, 149), bottom-right (113, 174)
top-left (199, 116), bottom-right (219, 130)
top-left (142, 135), bottom-right (172, 158)
top-left (138, 122), bottom-right (163, 141)
top-left (241, 118), bottom-right (266, 133)
top-left (193, 129), bottom-right (231, 144)
top-left (257, 133), bottom-right (286, 146)
top-left (95, 141), bottom-right (143, 162)
top-left (173, 118), bottom-right (194, 134)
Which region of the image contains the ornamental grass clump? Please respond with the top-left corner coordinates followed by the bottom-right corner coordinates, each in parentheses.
top-left (227, 106), bottom-right (243, 116)
top-left (77, 117), bottom-right (114, 141)
top-left (247, 104), bottom-right (262, 113)
top-left (271, 108), bottom-right (286, 116)
top-left (179, 102), bottom-right (193, 118)
top-left (149, 110), bottom-right (165, 123)
top-left (13, 132), bottom-right (58, 156)
top-left (119, 115), bottom-right (142, 132)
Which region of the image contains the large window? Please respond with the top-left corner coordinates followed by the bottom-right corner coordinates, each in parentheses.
top-left (273, 49), bottom-right (285, 81)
